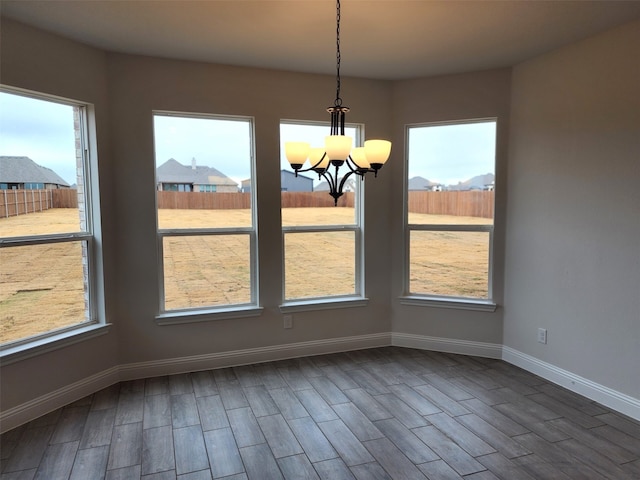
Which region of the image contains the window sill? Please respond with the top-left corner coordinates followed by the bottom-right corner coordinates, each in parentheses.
top-left (155, 306), bottom-right (264, 325)
top-left (0, 323), bottom-right (112, 366)
top-left (399, 296), bottom-right (497, 312)
top-left (280, 297), bottom-right (369, 314)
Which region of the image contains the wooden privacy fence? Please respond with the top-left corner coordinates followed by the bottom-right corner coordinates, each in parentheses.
top-left (408, 191), bottom-right (494, 218)
top-left (281, 191), bottom-right (354, 208)
top-left (157, 191), bottom-right (355, 209)
top-left (157, 191), bottom-right (490, 216)
top-left (157, 191), bottom-right (251, 209)
top-left (0, 189), bottom-right (79, 218)
top-left (0, 189), bottom-right (493, 219)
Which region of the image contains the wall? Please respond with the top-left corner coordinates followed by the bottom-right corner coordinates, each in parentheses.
top-left (389, 69), bottom-right (512, 348)
top-left (106, 53), bottom-right (393, 365)
top-left (0, 19), bottom-right (119, 411)
top-left (504, 20), bottom-right (640, 400)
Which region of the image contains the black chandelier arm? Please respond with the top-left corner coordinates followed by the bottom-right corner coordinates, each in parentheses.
top-left (345, 155), bottom-right (370, 177)
top-left (290, 153), bottom-right (328, 176)
top-left (337, 169), bottom-right (357, 195)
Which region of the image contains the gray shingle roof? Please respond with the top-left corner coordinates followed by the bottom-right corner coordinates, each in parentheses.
top-left (156, 158), bottom-right (237, 187)
top-left (0, 156), bottom-right (70, 186)
top-left (408, 176), bottom-right (436, 190)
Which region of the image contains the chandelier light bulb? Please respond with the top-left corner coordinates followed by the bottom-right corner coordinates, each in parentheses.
top-left (364, 139), bottom-right (392, 165)
top-left (325, 135), bottom-right (352, 161)
top-left (350, 147), bottom-right (370, 169)
top-left (285, 142), bottom-right (310, 169)
top-left (309, 147), bottom-right (329, 170)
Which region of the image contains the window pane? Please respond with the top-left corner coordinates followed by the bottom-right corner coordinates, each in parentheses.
top-left (154, 115), bottom-right (252, 229)
top-left (280, 123), bottom-right (358, 226)
top-left (407, 121), bottom-right (495, 225)
top-left (163, 235), bottom-right (251, 309)
top-left (409, 230), bottom-right (490, 298)
top-left (0, 242), bottom-right (89, 344)
top-left (0, 92), bottom-right (86, 235)
top-left (284, 231), bottom-right (355, 300)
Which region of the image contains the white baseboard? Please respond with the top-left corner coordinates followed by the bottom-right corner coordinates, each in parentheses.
top-left (119, 332), bottom-right (391, 381)
top-left (502, 346), bottom-right (640, 422)
top-left (0, 366), bottom-right (120, 433)
top-left (0, 333), bottom-right (390, 433)
top-left (392, 332), bottom-right (503, 359)
top-left (4, 334), bottom-right (638, 433)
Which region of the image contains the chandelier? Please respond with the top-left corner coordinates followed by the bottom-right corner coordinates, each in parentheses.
top-left (285, 0), bottom-right (392, 206)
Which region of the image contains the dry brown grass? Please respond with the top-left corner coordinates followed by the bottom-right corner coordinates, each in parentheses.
top-left (0, 207), bottom-right (491, 344)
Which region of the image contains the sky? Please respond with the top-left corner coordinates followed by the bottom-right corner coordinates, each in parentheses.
top-left (1, 90), bottom-right (495, 188)
top-left (153, 114), bottom-right (252, 185)
top-left (408, 121), bottom-right (496, 185)
top-left (0, 92), bottom-right (77, 185)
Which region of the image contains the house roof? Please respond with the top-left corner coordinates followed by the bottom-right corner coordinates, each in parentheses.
top-left (0, 156), bottom-right (70, 186)
top-left (408, 176), bottom-right (437, 190)
top-left (156, 158), bottom-right (237, 187)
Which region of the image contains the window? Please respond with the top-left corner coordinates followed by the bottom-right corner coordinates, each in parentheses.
top-left (0, 89), bottom-right (102, 347)
top-left (154, 112), bottom-right (258, 317)
top-left (405, 120), bottom-right (496, 303)
top-left (279, 122), bottom-right (363, 303)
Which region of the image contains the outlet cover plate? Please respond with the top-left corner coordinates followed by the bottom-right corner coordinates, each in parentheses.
top-left (538, 328), bottom-right (547, 344)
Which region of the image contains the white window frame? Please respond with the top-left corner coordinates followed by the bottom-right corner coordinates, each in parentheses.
top-left (279, 120), bottom-right (367, 313)
top-left (401, 118), bottom-right (497, 312)
top-left (153, 111), bottom-right (261, 324)
top-left (0, 87), bottom-right (108, 363)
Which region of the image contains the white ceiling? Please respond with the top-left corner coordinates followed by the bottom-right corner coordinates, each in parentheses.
top-left (2, 0), bottom-right (640, 80)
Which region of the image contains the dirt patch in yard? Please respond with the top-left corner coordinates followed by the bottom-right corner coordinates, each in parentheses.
top-left (0, 208), bottom-right (491, 344)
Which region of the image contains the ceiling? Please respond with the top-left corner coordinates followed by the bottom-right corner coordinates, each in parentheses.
top-left (2, 0), bottom-right (640, 80)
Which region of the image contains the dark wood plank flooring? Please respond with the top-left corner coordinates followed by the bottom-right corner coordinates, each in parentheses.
top-left (2, 347), bottom-right (639, 479)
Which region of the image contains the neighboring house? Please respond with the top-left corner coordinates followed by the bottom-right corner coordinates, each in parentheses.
top-left (408, 176), bottom-right (437, 191)
top-left (156, 158), bottom-right (238, 193)
top-left (0, 156), bottom-right (70, 190)
top-left (240, 178), bottom-right (251, 193)
top-left (449, 173), bottom-right (495, 191)
top-left (280, 170), bottom-right (314, 192)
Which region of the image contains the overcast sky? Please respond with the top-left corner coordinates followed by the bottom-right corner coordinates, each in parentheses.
top-left (1, 90), bottom-right (495, 188)
top-left (154, 114), bottom-right (252, 184)
top-left (0, 92), bottom-right (77, 184)
top-left (408, 121), bottom-right (496, 185)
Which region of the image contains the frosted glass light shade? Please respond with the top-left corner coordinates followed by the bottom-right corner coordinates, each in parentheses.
top-left (325, 135), bottom-right (352, 160)
top-left (364, 139), bottom-right (391, 165)
top-left (350, 147), bottom-right (370, 168)
top-left (309, 147), bottom-right (329, 169)
top-left (285, 142), bottom-right (310, 166)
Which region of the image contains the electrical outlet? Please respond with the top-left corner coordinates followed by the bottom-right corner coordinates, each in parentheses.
top-left (283, 315), bottom-right (293, 329)
top-left (538, 328), bottom-right (547, 344)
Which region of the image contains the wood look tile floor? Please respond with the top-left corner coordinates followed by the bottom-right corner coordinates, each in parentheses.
top-left (2, 347), bottom-right (640, 480)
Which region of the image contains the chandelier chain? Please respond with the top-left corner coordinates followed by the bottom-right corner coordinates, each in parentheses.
top-left (335, 0), bottom-right (342, 107)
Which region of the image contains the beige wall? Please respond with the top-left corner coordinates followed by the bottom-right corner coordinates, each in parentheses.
top-left (504, 19), bottom-right (640, 398)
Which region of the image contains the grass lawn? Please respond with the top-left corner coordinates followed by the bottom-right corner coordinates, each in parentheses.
top-left (0, 208), bottom-right (491, 344)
